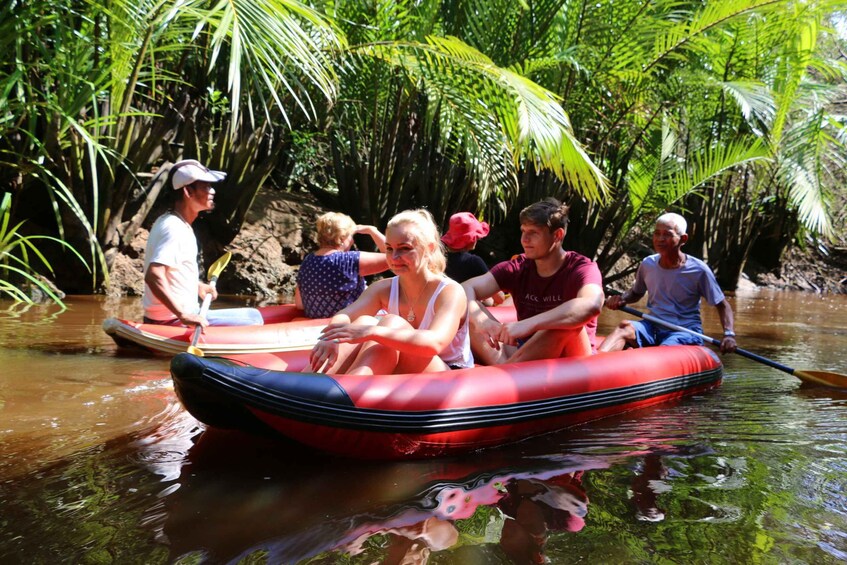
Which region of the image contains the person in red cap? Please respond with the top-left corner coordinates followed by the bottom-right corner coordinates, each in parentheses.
top-left (442, 212), bottom-right (506, 306)
top-left (442, 212), bottom-right (491, 282)
top-left (462, 198), bottom-right (603, 365)
top-left (142, 159), bottom-right (263, 328)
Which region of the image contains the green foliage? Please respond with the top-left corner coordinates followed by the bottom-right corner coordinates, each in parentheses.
top-left (0, 193), bottom-right (88, 307)
top-left (0, 0), bottom-right (341, 289)
top-left (311, 0), bottom-right (609, 229)
top-left (532, 0), bottom-right (847, 285)
top-left (1, 0), bottom-right (845, 293)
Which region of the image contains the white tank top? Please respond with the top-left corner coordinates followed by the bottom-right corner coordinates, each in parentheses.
top-left (388, 277), bottom-right (473, 369)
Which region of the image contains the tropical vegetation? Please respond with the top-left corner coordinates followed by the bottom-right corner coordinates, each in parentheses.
top-left (0, 193), bottom-right (87, 307)
top-left (1, 0), bottom-right (845, 301)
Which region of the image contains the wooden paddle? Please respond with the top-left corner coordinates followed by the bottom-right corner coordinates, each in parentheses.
top-left (618, 304), bottom-right (847, 389)
top-left (187, 252), bottom-right (232, 357)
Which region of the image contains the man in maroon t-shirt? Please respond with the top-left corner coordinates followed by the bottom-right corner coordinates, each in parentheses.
top-left (462, 199), bottom-right (604, 365)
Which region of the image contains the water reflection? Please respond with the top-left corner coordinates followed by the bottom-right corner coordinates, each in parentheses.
top-left (491, 469), bottom-right (589, 563)
top-left (130, 404), bottom-right (203, 482)
top-left (631, 454), bottom-right (668, 522)
top-left (155, 423), bottom-right (718, 564)
top-left (2, 292), bottom-right (847, 563)
top-left (160, 428), bottom-right (610, 563)
top-left (0, 349), bottom-right (172, 478)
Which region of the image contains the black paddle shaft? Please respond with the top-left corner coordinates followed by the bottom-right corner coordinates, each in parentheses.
top-left (618, 305), bottom-right (799, 376)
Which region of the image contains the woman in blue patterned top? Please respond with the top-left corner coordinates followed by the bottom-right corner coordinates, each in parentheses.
top-left (295, 212), bottom-right (388, 318)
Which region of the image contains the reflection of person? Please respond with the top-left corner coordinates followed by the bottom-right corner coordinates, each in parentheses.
top-left (142, 160), bottom-right (263, 328)
top-left (380, 517), bottom-right (459, 565)
top-left (462, 198), bottom-right (604, 365)
top-left (598, 213), bottom-right (737, 354)
top-left (340, 517), bottom-right (458, 564)
top-left (295, 212), bottom-right (388, 318)
top-left (309, 209), bottom-right (472, 375)
top-left (442, 212), bottom-right (505, 306)
top-left (498, 472), bottom-right (588, 564)
top-left (631, 454), bottom-right (669, 522)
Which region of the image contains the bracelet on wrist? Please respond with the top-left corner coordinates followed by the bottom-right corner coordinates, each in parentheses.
top-left (723, 330), bottom-right (736, 337)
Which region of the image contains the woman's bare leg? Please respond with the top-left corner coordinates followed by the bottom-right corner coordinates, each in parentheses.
top-left (345, 314), bottom-right (448, 375)
top-left (320, 315), bottom-right (381, 374)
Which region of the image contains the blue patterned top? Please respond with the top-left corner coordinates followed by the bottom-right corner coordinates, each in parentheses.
top-left (297, 251), bottom-right (365, 318)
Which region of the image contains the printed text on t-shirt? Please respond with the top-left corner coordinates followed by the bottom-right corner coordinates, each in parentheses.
top-left (522, 293), bottom-right (562, 303)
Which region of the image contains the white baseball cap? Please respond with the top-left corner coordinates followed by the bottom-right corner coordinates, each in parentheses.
top-left (171, 159), bottom-right (227, 190)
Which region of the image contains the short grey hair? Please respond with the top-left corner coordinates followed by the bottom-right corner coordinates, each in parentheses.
top-left (656, 213), bottom-right (687, 235)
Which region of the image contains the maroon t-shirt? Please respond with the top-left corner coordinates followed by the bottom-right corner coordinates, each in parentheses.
top-left (490, 252), bottom-right (602, 350)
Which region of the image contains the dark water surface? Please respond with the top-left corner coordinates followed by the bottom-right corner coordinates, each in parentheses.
top-left (1, 290), bottom-right (846, 564)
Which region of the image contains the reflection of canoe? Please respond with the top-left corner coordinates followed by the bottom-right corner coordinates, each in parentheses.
top-left (103, 304), bottom-right (327, 355)
top-left (170, 344), bottom-right (722, 459)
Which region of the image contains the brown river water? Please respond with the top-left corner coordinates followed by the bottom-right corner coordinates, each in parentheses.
top-left (1, 290), bottom-right (846, 564)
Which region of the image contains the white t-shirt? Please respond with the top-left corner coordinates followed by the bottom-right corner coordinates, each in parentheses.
top-left (387, 277), bottom-right (473, 369)
top-left (142, 213), bottom-right (200, 321)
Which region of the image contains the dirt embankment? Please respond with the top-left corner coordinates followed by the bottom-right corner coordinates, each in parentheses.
top-left (743, 245), bottom-right (847, 294)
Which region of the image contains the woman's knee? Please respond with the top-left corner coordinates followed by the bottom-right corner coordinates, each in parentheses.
top-left (376, 313), bottom-right (412, 329)
top-left (352, 314), bottom-right (381, 326)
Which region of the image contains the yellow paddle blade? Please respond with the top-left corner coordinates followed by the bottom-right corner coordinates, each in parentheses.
top-left (794, 369), bottom-right (847, 389)
top-left (187, 345), bottom-right (205, 357)
top-left (207, 251), bottom-right (232, 281)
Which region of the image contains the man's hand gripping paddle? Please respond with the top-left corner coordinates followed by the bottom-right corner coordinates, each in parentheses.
top-left (187, 252), bottom-right (232, 357)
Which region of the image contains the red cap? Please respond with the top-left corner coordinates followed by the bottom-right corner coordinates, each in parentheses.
top-left (441, 212), bottom-right (490, 249)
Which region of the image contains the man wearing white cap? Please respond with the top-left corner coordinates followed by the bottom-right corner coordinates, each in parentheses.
top-left (142, 159), bottom-right (263, 328)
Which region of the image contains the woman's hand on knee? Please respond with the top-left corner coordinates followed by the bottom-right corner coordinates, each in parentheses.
top-left (320, 322), bottom-right (375, 345)
top-left (309, 339), bottom-right (339, 373)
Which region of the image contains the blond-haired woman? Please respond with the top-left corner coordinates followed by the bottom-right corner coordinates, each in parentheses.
top-left (309, 209), bottom-right (472, 375)
top-left (295, 212), bottom-right (388, 318)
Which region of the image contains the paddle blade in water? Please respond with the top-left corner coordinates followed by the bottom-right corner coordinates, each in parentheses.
top-left (794, 369), bottom-right (847, 389)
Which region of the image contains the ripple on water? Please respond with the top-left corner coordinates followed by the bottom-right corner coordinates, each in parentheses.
top-left (129, 404), bottom-right (203, 482)
top-left (803, 460), bottom-right (847, 517)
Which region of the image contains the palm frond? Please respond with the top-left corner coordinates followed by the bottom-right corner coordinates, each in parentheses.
top-left (720, 80), bottom-right (776, 132)
top-left (0, 193), bottom-right (88, 307)
top-left (648, 0), bottom-right (784, 73)
top-left (171, 0), bottom-right (341, 131)
top-left (660, 139), bottom-right (771, 203)
top-left (357, 36), bottom-right (609, 203)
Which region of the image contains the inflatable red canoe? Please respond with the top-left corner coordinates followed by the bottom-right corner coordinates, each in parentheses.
top-left (169, 344), bottom-right (722, 459)
top-left (104, 304), bottom-right (518, 356)
top-left (103, 304), bottom-right (326, 355)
